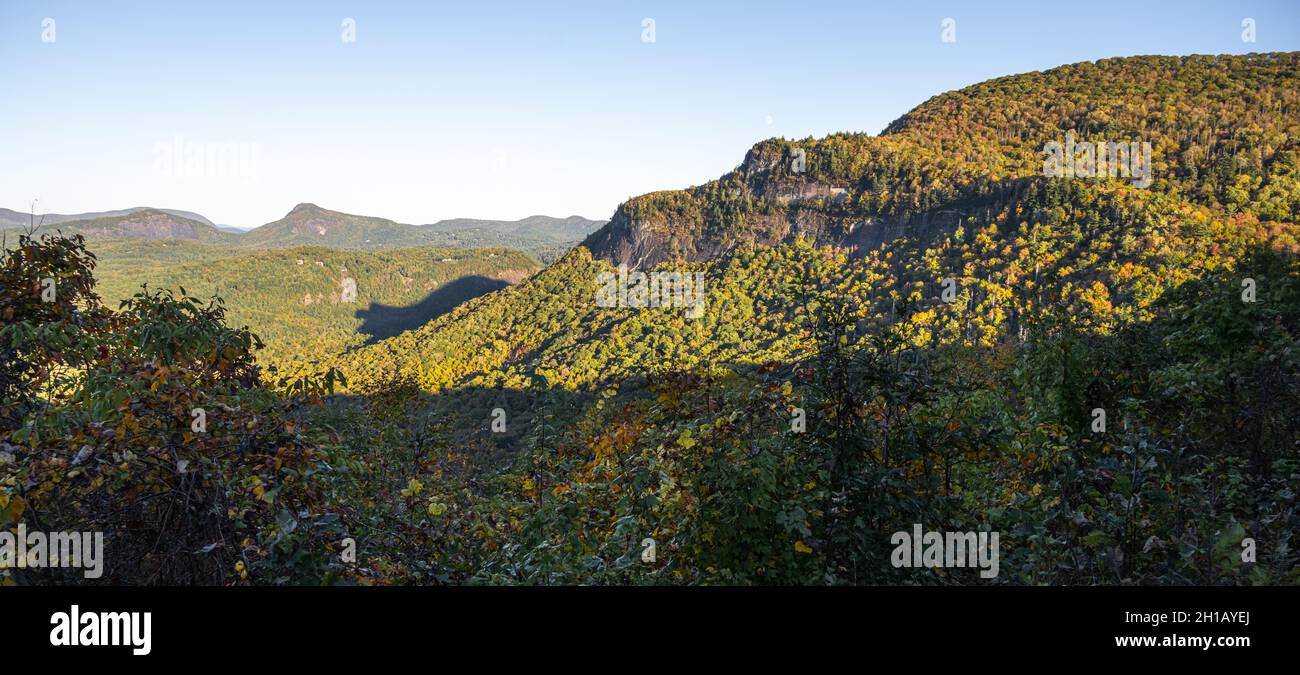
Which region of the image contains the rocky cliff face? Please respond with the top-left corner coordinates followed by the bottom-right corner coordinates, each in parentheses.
top-left (580, 53), bottom-right (1300, 269)
top-left (578, 141), bottom-right (879, 268)
top-left (577, 127), bottom-right (935, 269)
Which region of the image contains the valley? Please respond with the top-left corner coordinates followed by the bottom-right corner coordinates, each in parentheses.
top-left (3, 203), bottom-right (605, 366)
top-left (90, 241), bottom-right (540, 366)
top-left (4, 52), bottom-right (1298, 587)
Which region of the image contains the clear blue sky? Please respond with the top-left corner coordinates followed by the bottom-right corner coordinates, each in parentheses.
top-left (2, 0), bottom-right (1297, 228)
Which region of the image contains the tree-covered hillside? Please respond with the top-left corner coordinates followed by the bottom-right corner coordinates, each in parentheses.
top-left (90, 241), bottom-right (539, 366)
top-left (0, 205), bottom-right (217, 230)
top-left (237, 203), bottom-right (434, 250)
top-left (9, 203), bottom-right (604, 264)
top-left (583, 53), bottom-right (1299, 267)
top-left (425, 215), bottom-right (605, 243)
top-left (5, 209), bottom-right (237, 243)
top-left (3, 53), bottom-right (1297, 587)
top-left (235, 204), bottom-right (601, 262)
top-left (307, 53), bottom-right (1299, 585)
top-left (343, 53), bottom-right (1300, 394)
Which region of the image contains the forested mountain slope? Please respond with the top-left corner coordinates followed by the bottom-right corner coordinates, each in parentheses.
top-left (9, 203), bottom-right (602, 265)
top-left (255, 55), bottom-right (1300, 587)
top-left (92, 243), bottom-right (539, 365)
top-left (0, 205), bottom-right (217, 229)
top-left (583, 53), bottom-right (1299, 267)
top-left (5, 209), bottom-right (236, 243)
top-left (424, 215), bottom-right (605, 242)
top-left (239, 203), bottom-right (433, 249)
top-left (336, 53), bottom-right (1300, 394)
top-left (5, 53), bottom-right (1297, 587)
top-left (229, 203), bottom-right (600, 263)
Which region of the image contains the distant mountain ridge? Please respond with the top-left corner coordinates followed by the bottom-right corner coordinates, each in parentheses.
top-left (5, 202), bottom-right (605, 261)
top-left (425, 215), bottom-right (603, 242)
top-left (3, 208), bottom-right (235, 243)
top-left (236, 203), bottom-right (605, 255)
top-left (238, 203), bottom-right (425, 249)
top-left (0, 205), bottom-right (216, 229)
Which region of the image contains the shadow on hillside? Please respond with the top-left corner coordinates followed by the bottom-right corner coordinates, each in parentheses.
top-left (356, 275), bottom-right (509, 343)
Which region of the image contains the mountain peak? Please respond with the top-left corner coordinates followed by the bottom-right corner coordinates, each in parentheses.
top-left (289, 203), bottom-right (325, 215)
